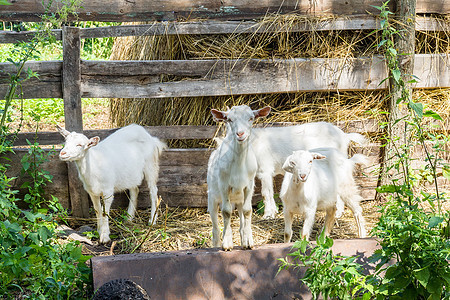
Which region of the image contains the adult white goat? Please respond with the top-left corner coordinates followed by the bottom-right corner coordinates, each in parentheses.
top-left (57, 124), bottom-right (166, 243)
top-left (251, 122), bottom-right (367, 219)
top-left (207, 105), bottom-right (271, 250)
top-left (280, 148), bottom-right (367, 242)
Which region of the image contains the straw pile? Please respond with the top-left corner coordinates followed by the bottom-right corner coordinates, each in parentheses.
top-left (77, 199), bottom-right (383, 256)
top-left (108, 15), bottom-right (449, 148)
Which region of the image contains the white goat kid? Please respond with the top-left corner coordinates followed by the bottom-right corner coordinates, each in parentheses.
top-left (207, 105), bottom-right (271, 250)
top-left (251, 122), bottom-right (367, 219)
top-left (57, 124), bottom-right (166, 243)
top-left (280, 148), bottom-right (367, 242)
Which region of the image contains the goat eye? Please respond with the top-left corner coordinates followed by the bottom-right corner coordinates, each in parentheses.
top-left (290, 161), bottom-right (296, 166)
top-left (77, 144), bottom-right (83, 147)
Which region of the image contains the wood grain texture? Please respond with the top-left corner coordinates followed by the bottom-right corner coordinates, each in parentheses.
top-left (10, 120), bottom-right (382, 146)
top-left (81, 55), bottom-right (450, 99)
top-left (1, 55), bottom-right (448, 100)
top-left (1, 0), bottom-right (448, 22)
top-left (62, 26), bottom-right (90, 218)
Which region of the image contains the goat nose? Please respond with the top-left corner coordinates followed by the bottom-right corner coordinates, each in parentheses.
top-left (300, 174), bottom-right (306, 180)
top-left (236, 131), bottom-right (244, 137)
top-left (60, 151), bottom-right (66, 155)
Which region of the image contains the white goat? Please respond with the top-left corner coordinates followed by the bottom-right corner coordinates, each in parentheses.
top-left (57, 124), bottom-right (166, 243)
top-left (251, 122), bottom-right (367, 218)
top-left (280, 148), bottom-right (367, 242)
top-left (207, 105), bottom-right (271, 250)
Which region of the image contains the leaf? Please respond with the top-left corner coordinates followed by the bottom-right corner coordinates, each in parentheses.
top-left (392, 69), bottom-right (401, 83)
top-left (428, 216), bottom-right (443, 228)
top-left (388, 48), bottom-right (398, 57)
top-left (376, 184), bottom-right (397, 193)
top-left (443, 167), bottom-right (450, 180)
top-left (426, 278), bottom-right (443, 296)
top-left (0, 0), bottom-right (12, 5)
top-left (414, 267), bottom-right (430, 287)
top-left (423, 110), bottom-right (442, 120)
top-left (409, 102), bottom-right (424, 119)
top-left (393, 275), bottom-right (411, 290)
top-left (323, 236), bottom-right (333, 249)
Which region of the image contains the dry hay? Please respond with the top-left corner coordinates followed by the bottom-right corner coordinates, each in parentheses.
top-left (73, 199), bottom-right (382, 257)
top-left (109, 14), bottom-right (450, 148)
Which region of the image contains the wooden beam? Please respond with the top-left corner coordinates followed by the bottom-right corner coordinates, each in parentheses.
top-left (1, 16), bottom-right (447, 44)
top-left (62, 26), bottom-right (90, 218)
top-left (1, 54), bottom-right (448, 100)
top-left (81, 55), bottom-right (450, 99)
top-left (1, 0), bottom-right (448, 22)
top-left (62, 28), bottom-right (83, 132)
top-left (10, 120), bottom-right (381, 146)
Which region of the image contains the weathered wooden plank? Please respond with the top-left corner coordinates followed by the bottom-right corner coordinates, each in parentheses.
top-left (1, 16), bottom-right (447, 44)
top-left (11, 120), bottom-right (379, 146)
top-left (0, 60), bottom-right (62, 77)
top-left (0, 80), bottom-right (62, 99)
top-left (1, 0), bottom-right (448, 22)
top-left (81, 54), bottom-right (450, 98)
top-left (62, 26), bottom-right (89, 218)
top-left (0, 61), bottom-right (63, 99)
top-left (14, 119), bottom-right (450, 147)
top-left (1, 54), bottom-right (448, 100)
top-left (0, 29), bottom-right (62, 44)
top-left (11, 126), bottom-right (219, 146)
top-left (62, 27), bottom-right (83, 132)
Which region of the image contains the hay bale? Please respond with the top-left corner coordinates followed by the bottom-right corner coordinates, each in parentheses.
top-left (109, 15), bottom-right (450, 147)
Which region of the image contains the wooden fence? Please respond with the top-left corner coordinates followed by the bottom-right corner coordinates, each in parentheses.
top-left (1, 0), bottom-right (449, 217)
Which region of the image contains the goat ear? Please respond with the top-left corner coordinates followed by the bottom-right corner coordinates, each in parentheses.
top-left (312, 153), bottom-right (326, 160)
top-left (253, 106), bottom-right (271, 119)
top-left (86, 136), bottom-right (100, 149)
top-left (211, 109), bottom-right (228, 122)
top-left (282, 159), bottom-right (294, 173)
top-left (56, 124), bottom-right (70, 138)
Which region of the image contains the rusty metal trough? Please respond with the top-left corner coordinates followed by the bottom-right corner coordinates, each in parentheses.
top-left (91, 238), bottom-right (381, 299)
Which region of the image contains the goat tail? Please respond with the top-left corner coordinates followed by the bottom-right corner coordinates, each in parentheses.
top-left (347, 132), bottom-right (368, 146)
top-left (350, 153), bottom-right (369, 166)
top-left (154, 139), bottom-right (168, 159)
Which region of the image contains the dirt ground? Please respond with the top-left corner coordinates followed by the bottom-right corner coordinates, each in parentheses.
top-left (64, 199), bottom-right (384, 257)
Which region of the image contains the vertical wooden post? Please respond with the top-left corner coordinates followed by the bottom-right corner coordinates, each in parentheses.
top-left (379, 0), bottom-right (416, 189)
top-left (62, 26), bottom-right (90, 218)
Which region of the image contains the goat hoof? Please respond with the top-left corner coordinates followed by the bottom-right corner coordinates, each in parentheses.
top-left (262, 212), bottom-right (277, 219)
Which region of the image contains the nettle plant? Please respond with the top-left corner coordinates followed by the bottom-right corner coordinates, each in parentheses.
top-left (278, 1), bottom-right (449, 299)
top-left (369, 2), bottom-right (450, 299)
top-left (0, 1), bottom-right (93, 298)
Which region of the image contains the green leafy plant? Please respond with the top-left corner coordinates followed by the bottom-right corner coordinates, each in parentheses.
top-left (278, 231), bottom-right (375, 300)
top-left (0, 1), bottom-right (94, 298)
top-left (20, 140), bottom-right (55, 211)
top-left (278, 1), bottom-right (450, 299)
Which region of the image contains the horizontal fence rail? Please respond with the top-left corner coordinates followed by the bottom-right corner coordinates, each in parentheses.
top-left (1, 54), bottom-right (449, 100)
top-left (1, 0), bottom-right (449, 22)
top-left (10, 120), bottom-right (381, 146)
top-left (1, 16), bottom-right (449, 44)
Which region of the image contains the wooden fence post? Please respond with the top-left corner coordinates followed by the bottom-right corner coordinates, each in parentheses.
top-left (62, 26), bottom-right (90, 218)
